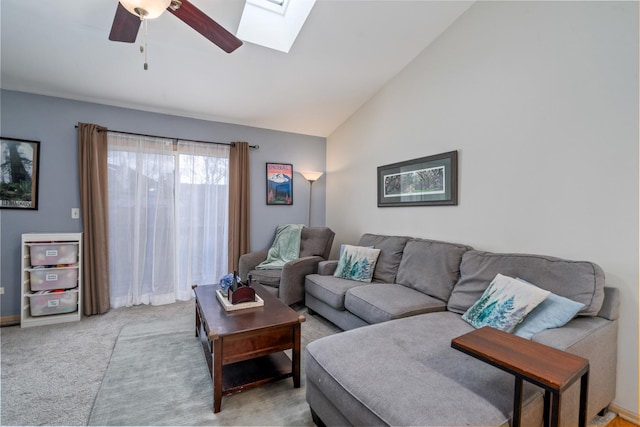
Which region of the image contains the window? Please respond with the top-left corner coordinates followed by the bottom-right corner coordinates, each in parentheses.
top-left (236, 0), bottom-right (316, 53)
top-left (107, 133), bottom-right (229, 308)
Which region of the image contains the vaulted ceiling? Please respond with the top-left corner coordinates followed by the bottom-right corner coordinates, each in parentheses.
top-left (0, 0), bottom-right (473, 137)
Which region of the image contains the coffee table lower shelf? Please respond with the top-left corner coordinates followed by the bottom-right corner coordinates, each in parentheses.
top-left (221, 353), bottom-right (293, 394)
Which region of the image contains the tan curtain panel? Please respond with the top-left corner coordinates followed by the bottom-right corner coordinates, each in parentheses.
top-left (77, 123), bottom-right (111, 315)
top-left (228, 141), bottom-right (251, 273)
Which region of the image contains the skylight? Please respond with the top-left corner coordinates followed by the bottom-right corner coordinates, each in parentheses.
top-left (236, 0), bottom-right (316, 53)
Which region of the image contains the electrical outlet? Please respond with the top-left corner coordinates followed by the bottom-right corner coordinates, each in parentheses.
top-left (0, 288), bottom-right (4, 295)
top-left (71, 208), bottom-right (80, 219)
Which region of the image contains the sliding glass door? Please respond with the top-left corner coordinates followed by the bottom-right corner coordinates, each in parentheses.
top-left (107, 133), bottom-right (229, 308)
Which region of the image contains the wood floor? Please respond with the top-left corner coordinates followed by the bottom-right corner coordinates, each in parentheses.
top-left (607, 416), bottom-right (638, 427)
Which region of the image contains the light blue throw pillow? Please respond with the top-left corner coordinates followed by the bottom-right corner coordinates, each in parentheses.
top-left (513, 292), bottom-right (585, 339)
top-left (334, 244), bottom-right (381, 283)
top-left (462, 273), bottom-right (550, 333)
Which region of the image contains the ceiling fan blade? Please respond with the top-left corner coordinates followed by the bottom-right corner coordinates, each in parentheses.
top-left (109, 2), bottom-right (141, 43)
top-left (168, 0), bottom-right (242, 53)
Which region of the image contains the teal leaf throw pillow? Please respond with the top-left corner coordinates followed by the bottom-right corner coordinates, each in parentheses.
top-left (334, 244), bottom-right (381, 282)
top-left (462, 273), bottom-right (550, 332)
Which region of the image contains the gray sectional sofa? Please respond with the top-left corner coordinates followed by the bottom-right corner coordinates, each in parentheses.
top-left (304, 233), bottom-right (619, 426)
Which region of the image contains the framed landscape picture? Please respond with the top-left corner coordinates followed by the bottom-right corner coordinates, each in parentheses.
top-left (266, 162), bottom-right (293, 205)
top-left (0, 137), bottom-right (40, 210)
top-left (377, 150), bottom-right (457, 207)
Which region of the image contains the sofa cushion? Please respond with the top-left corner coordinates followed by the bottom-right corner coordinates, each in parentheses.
top-left (395, 238), bottom-right (471, 302)
top-left (249, 268), bottom-right (281, 287)
top-left (448, 251), bottom-right (605, 316)
top-left (345, 284), bottom-right (447, 324)
top-left (334, 245), bottom-right (381, 282)
top-left (305, 274), bottom-right (365, 310)
top-left (358, 234), bottom-right (410, 283)
top-left (462, 274), bottom-right (549, 332)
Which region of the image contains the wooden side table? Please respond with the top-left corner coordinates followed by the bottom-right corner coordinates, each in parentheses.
top-left (451, 326), bottom-right (589, 427)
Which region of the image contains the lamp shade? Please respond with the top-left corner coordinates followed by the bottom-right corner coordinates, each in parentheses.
top-left (120, 0), bottom-right (171, 19)
top-left (300, 171), bottom-right (323, 182)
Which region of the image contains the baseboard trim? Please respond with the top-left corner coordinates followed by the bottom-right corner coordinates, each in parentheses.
top-left (609, 403), bottom-right (639, 425)
top-left (0, 315), bottom-right (20, 327)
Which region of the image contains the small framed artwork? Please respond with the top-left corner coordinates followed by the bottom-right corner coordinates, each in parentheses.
top-left (377, 150), bottom-right (458, 207)
top-left (0, 136), bottom-right (40, 210)
top-left (266, 162), bottom-right (293, 205)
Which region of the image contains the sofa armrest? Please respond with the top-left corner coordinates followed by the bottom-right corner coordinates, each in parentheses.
top-left (533, 316), bottom-right (618, 423)
top-left (597, 286), bottom-right (620, 320)
top-left (238, 250), bottom-right (268, 279)
top-left (317, 260), bottom-right (338, 276)
top-left (279, 256), bottom-right (324, 305)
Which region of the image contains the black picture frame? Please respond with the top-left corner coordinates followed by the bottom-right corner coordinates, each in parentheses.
top-left (0, 136), bottom-right (40, 210)
top-left (377, 150), bottom-right (458, 207)
top-left (266, 162), bottom-right (293, 205)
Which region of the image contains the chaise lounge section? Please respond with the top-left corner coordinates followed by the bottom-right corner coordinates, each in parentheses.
top-left (304, 233), bottom-right (618, 426)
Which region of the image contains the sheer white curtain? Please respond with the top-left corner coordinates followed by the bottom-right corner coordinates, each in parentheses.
top-left (175, 140), bottom-right (229, 298)
top-left (107, 133), bottom-right (229, 308)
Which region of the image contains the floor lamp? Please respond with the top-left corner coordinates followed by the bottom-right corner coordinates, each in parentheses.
top-left (300, 171), bottom-right (323, 226)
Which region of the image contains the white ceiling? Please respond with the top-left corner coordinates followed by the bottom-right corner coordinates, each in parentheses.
top-left (0, 0), bottom-right (473, 137)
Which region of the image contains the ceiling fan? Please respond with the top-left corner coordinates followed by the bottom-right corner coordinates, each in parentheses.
top-left (109, 0), bottom-right (243, 53)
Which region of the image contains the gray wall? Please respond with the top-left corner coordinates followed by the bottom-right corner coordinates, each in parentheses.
top-left (326, 1), bottom-right (638, 417)
top-left (0, 90), bottom-right (326, 317)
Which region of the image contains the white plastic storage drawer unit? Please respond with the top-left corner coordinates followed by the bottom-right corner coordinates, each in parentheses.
top-left (21, 233), bottom-right (83, 328)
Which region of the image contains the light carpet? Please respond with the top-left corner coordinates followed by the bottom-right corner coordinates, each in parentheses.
top-left (88, 312), bottom-right (339, 426)
top-left (86, 312), bottom-right (618, 427)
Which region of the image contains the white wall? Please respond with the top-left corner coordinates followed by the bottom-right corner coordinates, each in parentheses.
top-left (327, 1), bottom-right (638, 417)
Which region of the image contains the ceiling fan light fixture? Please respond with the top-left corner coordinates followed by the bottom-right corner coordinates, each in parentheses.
top-left (109, 0), bottom-right (242, 53)
top-left (119, 0), bottom-right (171, 20)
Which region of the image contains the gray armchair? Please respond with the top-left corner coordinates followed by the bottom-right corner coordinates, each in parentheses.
top-left (239, 227), bottom-right (335, 305)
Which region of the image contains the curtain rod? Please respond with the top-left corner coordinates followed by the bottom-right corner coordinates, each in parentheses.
top-left (74, 125), bottom-right (259, 149)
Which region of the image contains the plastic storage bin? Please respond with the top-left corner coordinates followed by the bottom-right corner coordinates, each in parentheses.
top-left (28, 243), bottom-right (78, 266)
top-left (28, 266), bottom-right (78, 291)
top-left (27, 290), bottom-right (78, 317)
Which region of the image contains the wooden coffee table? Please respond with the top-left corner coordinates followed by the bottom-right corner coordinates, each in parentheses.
top-left (451, 326), bottom-right (589, 427)
top-left (193, 283), bottom-right (305, 413)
